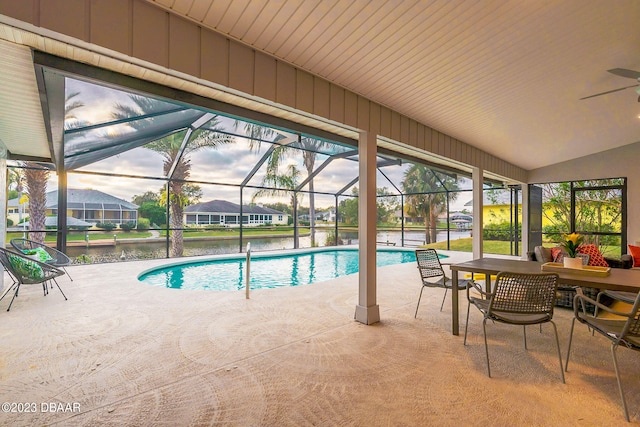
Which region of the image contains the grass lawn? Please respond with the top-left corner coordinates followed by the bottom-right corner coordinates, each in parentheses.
top-left (425, 237), bottom-right (522, 256)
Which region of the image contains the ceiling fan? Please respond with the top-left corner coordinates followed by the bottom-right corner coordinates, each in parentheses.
top-left (580, 68), bottom-right (640, 100)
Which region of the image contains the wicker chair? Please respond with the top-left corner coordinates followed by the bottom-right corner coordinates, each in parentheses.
top-left (414, 248), bottom-right (471, 318)
top-left (565, 288), bottom-right (640, 422)
top-left (10, 238), bottom-right (73, 281)
top-left (463, 271), bottom-right (564, 382)
top-left (0, 248), bottom-right (66, 311)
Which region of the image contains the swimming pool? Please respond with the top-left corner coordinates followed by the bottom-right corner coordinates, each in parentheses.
top-left (138, 247), bottom-right (443, 291)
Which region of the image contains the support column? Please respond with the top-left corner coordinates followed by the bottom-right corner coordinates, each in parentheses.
top-left (520, 184), bottom-right (529, 259)
top-left (472, 167), bottom-right (484, 259)
top-left (56, 170), bottom-right (67, 252)
top-left (354, 131), bottom-right (380, 324)
top-left (293, 194), bottom-right (299, 249)
top-left (0, 139), bottom-right (7, 292)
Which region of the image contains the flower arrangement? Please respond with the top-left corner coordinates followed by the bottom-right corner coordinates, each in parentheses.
top-left (560, 232), bottom-right (583, 258)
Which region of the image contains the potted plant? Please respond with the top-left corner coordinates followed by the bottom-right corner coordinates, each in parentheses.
top-left (560, 232), bottom-right (584, 269)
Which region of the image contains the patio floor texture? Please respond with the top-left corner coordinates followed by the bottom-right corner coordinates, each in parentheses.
top-left (0, 251), bottom-right (638, 426)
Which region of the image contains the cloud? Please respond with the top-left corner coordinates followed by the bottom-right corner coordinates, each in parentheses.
top-left (58, 78), bottom-right (471, 211)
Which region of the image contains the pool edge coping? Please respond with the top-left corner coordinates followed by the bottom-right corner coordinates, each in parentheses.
top-left (136, 245), bottom-right (418, 280)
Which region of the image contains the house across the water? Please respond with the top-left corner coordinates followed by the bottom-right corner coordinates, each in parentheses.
top-left (184, 200), bottom-right (288, 227)
top-left (8, 189), bottom-right (139, 227)
top-left (48, 189), bottom-right (138, 226)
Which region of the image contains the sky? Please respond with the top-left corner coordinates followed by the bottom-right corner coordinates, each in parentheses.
top-left (33, 77), bottom-right (475, 211)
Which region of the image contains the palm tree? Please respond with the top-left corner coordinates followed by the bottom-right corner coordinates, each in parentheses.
top-left (64, 91), bottom-right (84, 129)
top-left (233, 120), bottom-right (276, 150)
top-left (252, 164), bottom-right (302, 210)
top-left (300, 138), bottom-right (329, 246)
top-left (259, 136), bottom-right (328, 246)
top-left (233, 119), bottom-right (330, 246)
top-left (113, 96), bottom-right (234, 256)
top-left (402, 165), bottom-right (459, 244)
top-left (15, 94), bottom-right (84, 244)
top-left (23, 164), bottom-right (50, 243)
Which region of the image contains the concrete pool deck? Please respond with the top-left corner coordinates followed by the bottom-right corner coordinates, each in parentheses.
top-left (0, 250), bottom-right (638, 425)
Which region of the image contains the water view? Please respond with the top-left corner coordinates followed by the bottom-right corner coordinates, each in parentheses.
top-left (64, 229), bottom-right (471, 262)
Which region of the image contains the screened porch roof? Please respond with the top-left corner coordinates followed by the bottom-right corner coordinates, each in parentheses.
top-left (23, 62), bottom-right (481, 199)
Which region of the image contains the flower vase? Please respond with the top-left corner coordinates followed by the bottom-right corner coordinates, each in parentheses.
top-left (563, 257), bottom-right (582, 269)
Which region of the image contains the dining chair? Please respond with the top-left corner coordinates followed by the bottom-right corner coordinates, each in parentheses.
top-left (463, 271), bottom-right (564, 382)
top-left (565, 288), bottom-right (640, 422)
top-left (414, 248), bottom-right (471, 318)
top-left (595, 290), bottom-right (638, 312)
top-left (0, 248), bottom-right (67, 311)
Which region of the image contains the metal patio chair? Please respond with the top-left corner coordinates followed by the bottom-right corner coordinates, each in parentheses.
top-left (11, 238), bottom-right (73, 281)
top-left (565, 288), bottom-right (640, 422)
top-left (414, 248), bottom-right (472, 318)
top-left (0, 248), bottom-right (67, 311)
top-left (463, 271), bottom-right (564, 382)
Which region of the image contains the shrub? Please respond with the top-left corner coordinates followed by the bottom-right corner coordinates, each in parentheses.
top-left (75, 254), bottom-right (92, 264)
top-left (324, 229), bottom-right (343, 246)
top-left (120, 221), bottom-right (137, 232)
top-left (483, 222), bottom-right (522, 241)
top-left (136, 218), bottom-right (150, 231)
top-left (7, 218), bottom-right (13, 226)
top-left (96, 222), bottom-right (116, 231)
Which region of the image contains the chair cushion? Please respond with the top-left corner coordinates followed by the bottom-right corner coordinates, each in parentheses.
top-left (8, 254), bottom-right (44, 280)
top-left (490, 311), bottom-right (551, 325)
top-left (470, 297), bottom-right (551, 324)
top-left (577, 244), bottom-right (609, 267)
top-left (22, 247), bottom-right (53, 263)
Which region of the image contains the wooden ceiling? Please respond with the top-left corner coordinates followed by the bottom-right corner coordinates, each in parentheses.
top-left (147, 0), bottom-right (640, 170)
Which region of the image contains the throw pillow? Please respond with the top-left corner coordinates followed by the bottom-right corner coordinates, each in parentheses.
top-left (628, 244), bottom-right (640, 267)
top-left (550, 247), bottom-right (562, 263)
top-left (8, 254), bottom-right (45, 280)
top-left (22, 247), bottom-right (54, 263)
top-left (577, 244), bottom-right (609, 267)
top-left (535, 246), bottom-right (553, 262)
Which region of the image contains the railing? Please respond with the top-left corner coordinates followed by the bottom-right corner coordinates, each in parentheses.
top-left (403, 238), bottom-right (426, 247)
top-left (245, 242), bottom-right (251, 299)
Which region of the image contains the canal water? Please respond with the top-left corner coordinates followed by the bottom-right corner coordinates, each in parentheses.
top-left (66, 229), bottom-right (471, 262)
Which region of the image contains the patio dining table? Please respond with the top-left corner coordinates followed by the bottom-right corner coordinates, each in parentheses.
top-left (449, 257), bottom-right (640, 335)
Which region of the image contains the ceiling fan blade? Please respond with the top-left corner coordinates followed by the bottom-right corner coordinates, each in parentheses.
top-left (607, 68), bottom-right (640, 79)
top-left (580, 84), bottom-right (639, 100)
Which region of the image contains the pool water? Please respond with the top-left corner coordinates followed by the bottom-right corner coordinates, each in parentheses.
top-left (139, 249), bottom-right (444, 291)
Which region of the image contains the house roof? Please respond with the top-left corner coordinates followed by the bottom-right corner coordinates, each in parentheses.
top-left (22, 216), bottom-right (93, 228)
top-left (45, 189), bottom-right (138, 210)
top-left (185, 200), bottom-right (286, 216)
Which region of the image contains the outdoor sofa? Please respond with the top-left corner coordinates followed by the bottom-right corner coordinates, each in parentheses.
top-left (527, 245), bottom-right (633, 312)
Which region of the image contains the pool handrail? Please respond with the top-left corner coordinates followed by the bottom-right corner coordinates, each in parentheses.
top-left (245, 243), bottom-right (251, 299)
